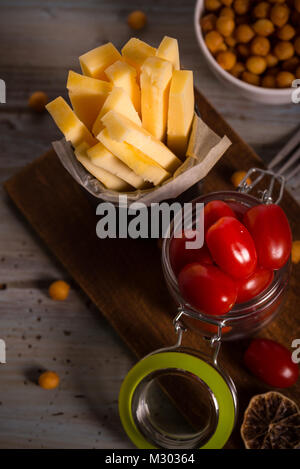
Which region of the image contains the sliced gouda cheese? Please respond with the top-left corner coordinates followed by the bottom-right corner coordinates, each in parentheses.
top-left (156, 36), bottom-right (180, 70)
top-left (98, 128), bottom-right (169, 186)
top-left (121, 38), bottom-right (156, 78)
top-left (104, 60), bottom-right (141, 115)
top-left (167, 70), bottom-right (194, 158)
top-left (92, 87), bottom-right (141, 137)
top-left (87, 141), bottom-right (145, 189)
top-left (67, 71), bottom-right (112, 129)
top-left (140, 57), bottom-right (172, 141)
top-left (46, 97), bottom-right (97, 147)
top-left (75, 142), bottom-right (131, 191)
top-left (79, 42), bottom-right (121, 80)
top-left (101, 110), bottom-right (181, 173)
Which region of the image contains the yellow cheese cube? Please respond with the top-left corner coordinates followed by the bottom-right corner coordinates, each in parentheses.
top-left (67, 71), bottom-right (112, 129)
top-left (156, 36), bottom-right (180, 70)
top-left (75, 142), bottom-right (131, 191)
top-left (104, 60), bottom-right (141, 115)
top-left (167, 70), bottom-right (194, 158)
top-left (121, 38), bottom-right (156, 77)
top-left (79, 42), bottom-right (121, 80)
top-left (92, 87), bottom-right (141, 136)
top-left (46, 97), bottom-right (97, 147)
top-left (87, 141), bottom-right (145, 189)
top-left (140, 57), bottom-right (173, 141)
top-left (98, 128), bottom-right (169, 186)
top-left (101, 110), bottom-right (181, 173)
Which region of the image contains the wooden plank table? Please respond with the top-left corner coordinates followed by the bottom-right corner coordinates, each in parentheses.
top-left (0, 0), bottom-right (299, 449)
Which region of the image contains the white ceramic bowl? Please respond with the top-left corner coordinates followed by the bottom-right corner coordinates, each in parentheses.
top-left (194, 0), bottom-right (293, 105)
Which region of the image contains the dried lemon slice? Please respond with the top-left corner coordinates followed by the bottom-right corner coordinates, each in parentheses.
top-left (241, 391), bottom-right (300, 449)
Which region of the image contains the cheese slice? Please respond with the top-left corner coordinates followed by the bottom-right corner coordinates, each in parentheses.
top-left (101, 110), bottom-right (181, 173)
top-left (79, 42), bottom-right (121, 80)
top-left (75, 142), bottom-right (131, 191)
top-left (140, 57), bottom-right (173, 141)
top-left (121, 38), bottom-right (156, 78)
top-left (67, 71), bottom-right (112, 129)
top-left (87, 141), bottom-right (145, 189)
top-left (98, 128), bottom-right (169, 186)
top-left (167, 70), bottom-right (194, 158)
top-left (156, 36), bottom-right (180, 70)
top-left (104, 60), bottom-right (141, 115)
top-left (46, 97), bottom-right (97, 147)
top-left (92, 87), bottom-right (141, 136)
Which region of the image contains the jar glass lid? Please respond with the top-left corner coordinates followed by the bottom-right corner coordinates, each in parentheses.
top-left (119, 351), bottom-right (236, 449)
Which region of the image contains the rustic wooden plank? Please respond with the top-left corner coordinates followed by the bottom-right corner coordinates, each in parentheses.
top-left (4, 87), bottom-right (300, 449)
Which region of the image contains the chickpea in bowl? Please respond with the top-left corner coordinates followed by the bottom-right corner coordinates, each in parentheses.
top-left (194, 0), bottom-right (300, 104)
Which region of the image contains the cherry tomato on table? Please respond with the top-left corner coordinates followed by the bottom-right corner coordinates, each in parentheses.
top-left (206, 216), bottom-right (257, 279)
top-left (169, 230), bottom-right (213, 276)
top-left (235, 267), bottom-right (274, 304)
top-left (178, 263), bottom-right (237, 316)
top-left (244, 338), bottom-right (299, 388)
top-left (243, 204), bottom-right (292, 270)
top-left (203, 200), bottom-right (236, 233)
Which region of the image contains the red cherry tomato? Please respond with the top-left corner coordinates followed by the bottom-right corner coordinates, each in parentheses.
top-left (206, 216), bottom-right (257, 279)
top-left (236, 267), bottom-right (274, 303)
top-left (243, 204), bottom-right (292, 270)
top-left (204, 200), bottom-right (236, 233)
top-left (178, 263), bottom-right (237, 316)
top-left (244, 338), bottom-right (299, 388)
top-left (170, 230), bottom-right (213, 276)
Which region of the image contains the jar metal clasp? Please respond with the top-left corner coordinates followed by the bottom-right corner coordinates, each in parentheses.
top-left (237, 167), bottom-right (285, 205)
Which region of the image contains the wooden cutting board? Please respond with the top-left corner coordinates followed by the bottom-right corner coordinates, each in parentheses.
top-left (4, 89), bottom-right (300, 449)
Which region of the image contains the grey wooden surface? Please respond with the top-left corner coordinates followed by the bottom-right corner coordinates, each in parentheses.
top-left (0, 0), bottom-right (299, 449)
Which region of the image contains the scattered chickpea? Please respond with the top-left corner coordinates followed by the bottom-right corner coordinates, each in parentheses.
top-left (235, 24), bottom-right (254, 43)
top-left (253, 19), bottom-right (275, 37)
top-left (296, 0), bottom-right (300, 13)
top-left (253, 2), bottom-right (270, 19)
top-left (230, 61), bottom-right (245, 77)
top-left (266, 54), bottom-right (279, 68)
top-left (221, 0), bottom-right (233, 6)
top-left (216, 50), bottom-right (237, 70)
top-left (292, 240), bottom-right (300, 263)
top-left (261, 75), bottom-right (276, 88)
top-left (242, 71), bottom-right (260, 86)
top-left (38, 371), bottom-right (60, 390)
top-left (216, 16), bottom-right (235, 37)
top-left (274, 41), bottom-right (294, 60)
top-left (237, 43), bottom-right (250, 58)
top-left (127, 10), bottom-right (147, 30)
top-left (220, 6), bottom-right (235, 18)
top-left (277, 24), bottom-right (296, 41)
top-left (205, 30), bottom-right (225, 53)
top-left (250, 36), bottom-right (270, 56)
top-left (28, 91), bottom-right (48, 112)
top-left (246, 56), bottom-right (267, 75)
top-left (49, 280), bottom-right (70, 301)
top-left (282, 56), bottom-right (299, 72)
top-left (270, 4), bottom-right (290, 28)
top-left (233, 0), bottom-right (250, 15)
top-left (201, 14), bottom-right (217, 33)
top-left (276, 70), bottom-right (295, 87)
top-left (225, 35), bottom-right (237, 47)
top-left (231, 171), bottom-right (251, 188)
top-left (205, 0), bottom-right (222, 11)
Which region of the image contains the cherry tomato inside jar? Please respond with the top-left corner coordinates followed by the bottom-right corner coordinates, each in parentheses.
top-left (204, 200), bottom-right (236, 233)
top-left (178, 263), bottom-right (237, 316)
top-left (243, 204), bottom-right (292, 270)
top-left (170, 230), bottom-right (213, 276)
top-left (244, 338), bottom-right (299, 388)
top-left (235, 267), bottom-right (274, 304)
top-left (206, 216), bottom-right (257, 279)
